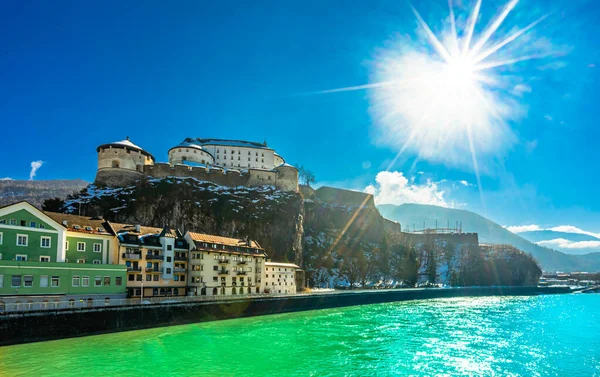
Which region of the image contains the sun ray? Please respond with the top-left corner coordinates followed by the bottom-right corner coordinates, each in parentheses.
top-left (469, 0), bottom-right (519, 58)
top-left (462, 0), bottom-right (482, 55)
top-left (473, 54), bottom-right (548, 71)
top-left (448, 0), bottom-right (460, 56)
top-left (473, 15), bottom-right (548, 64)
top-left (410, 4), bottom-right (453, 62)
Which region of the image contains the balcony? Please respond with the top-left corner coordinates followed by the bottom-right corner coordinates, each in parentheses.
top-left (237, 260), bottom-right (247, 265)
top-left (146, 267), bottom-right (163, 273)
top-left (174, 267), bottom-right (186, 273)
top-left (174, 256), bottom-right (187, 262)
top-left (218, 269), bottom-right (229, 275)
top-left (127, 266), bottom-right (142, 272)
top-left (146, 254), bottom-right (164, 261)
top-left (123, 253), bottom-right (141, 260)
top-left (237, 270), bottom-right (247, 276)
top-left (218, 259), bottom-right (230, 264)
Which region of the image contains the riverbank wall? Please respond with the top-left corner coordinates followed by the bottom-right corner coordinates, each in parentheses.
top-left (0, 286), bottom-right (570, 346)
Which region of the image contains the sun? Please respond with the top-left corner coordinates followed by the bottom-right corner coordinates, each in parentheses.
top-left (309, 0), bottom-right (555, 179)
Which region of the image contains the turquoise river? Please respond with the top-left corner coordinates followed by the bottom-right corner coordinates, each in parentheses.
top-left (1, 294), bottom-right (599, 376)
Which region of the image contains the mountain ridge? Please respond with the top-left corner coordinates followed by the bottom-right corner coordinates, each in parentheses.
top-left (377, 203), bottom-right (600, 272)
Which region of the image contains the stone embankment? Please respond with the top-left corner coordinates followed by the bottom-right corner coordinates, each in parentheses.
top-left (0, 286), bottom-right (570, 346)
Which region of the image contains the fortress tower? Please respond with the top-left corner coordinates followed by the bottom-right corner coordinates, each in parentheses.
top-left (94, 137), bottom-right (155, 186)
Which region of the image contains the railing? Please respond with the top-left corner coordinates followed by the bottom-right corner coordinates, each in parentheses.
top-left (174, 268), bottom-right (186, 273)
top-left (237, 260), bottom-right (247, 265)
top-left (0, 290), bottom-right (332, 313)
top-left (174, 256), bottom-right (187, 261)
top-left (146, 254), bottom-right (164, 261)
top-left (145, 268), bottom-right (163, 273)
top-left (218, 270), bottom-right (229, 275)
top-left (123, 253), bottom-right (141, 260)
top-left (237, 271), bottom-right (247, 275)
top-left (127, 267), bottom-right (142, 272)
top-left (218, 259), bottom-right (230, 264)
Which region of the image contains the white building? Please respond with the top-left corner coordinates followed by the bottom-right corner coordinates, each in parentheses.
top-left (263, 261), bottom-right (300, 294)
top-left (169, 138), bottom-right (282, 171)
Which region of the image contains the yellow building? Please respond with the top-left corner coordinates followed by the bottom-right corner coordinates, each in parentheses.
top-left (184, 232), bottom-right (266, 296)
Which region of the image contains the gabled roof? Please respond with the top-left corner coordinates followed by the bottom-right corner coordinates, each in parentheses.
top-left (0, 201), bottom-right (65, 233)
top-left (187, 231), bottom-right (262, 249)
top-left (159, 225), bottom-right (177, 238)
top-left (44, 211), bottom-right (112, 235)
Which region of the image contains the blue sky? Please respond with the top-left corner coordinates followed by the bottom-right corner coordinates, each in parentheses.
top-left (0, 0), bottom-right (599, 234)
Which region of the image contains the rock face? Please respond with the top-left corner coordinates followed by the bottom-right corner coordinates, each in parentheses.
top-left (62, 178), bottom-right (541, 288)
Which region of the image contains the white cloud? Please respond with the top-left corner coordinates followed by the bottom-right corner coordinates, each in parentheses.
top-left (544, 114), bottom-right (553, 121)
top-left (364, 171), bottom-right (449, 207)
top-left (505, 224), bottom-right (542, 233)
top-left (29, 160), bottom-right (43, 181)
top-left (505, 224), bottom-right (600, 239)
top-left (459, 180), bottom-right (471, 187)
top-left (537, 238), bottom-right (600, 250)
top-left (547, 225), bottom-right (600, 239)
top-left (514, 84), bottom-right (532, 96)
top-left (0, 177), bottom-right (13, 181)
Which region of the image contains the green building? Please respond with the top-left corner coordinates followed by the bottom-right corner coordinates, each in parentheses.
top-left (0, 201), bottom-right (126, 311)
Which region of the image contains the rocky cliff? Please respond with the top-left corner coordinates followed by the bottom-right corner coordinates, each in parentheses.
top-left (59, 178), bottom-right (541, 287)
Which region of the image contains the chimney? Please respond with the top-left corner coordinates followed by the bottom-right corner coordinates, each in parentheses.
top-left (135, 224), bottom-right (141, 233)
top-left (62, 220), bottom-right (68, 227)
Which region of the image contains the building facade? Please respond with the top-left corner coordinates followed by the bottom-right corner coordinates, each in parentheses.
top-left (185, 232), bottom-right (266, 296)
top-left (0, 202), bottom-right (127, 311)
top-left (94, 137), bottom-right (298, 192)
top-left (264, 261), bottom-right (300, 294)
top-left (112, 224), bottom-right (189, 298)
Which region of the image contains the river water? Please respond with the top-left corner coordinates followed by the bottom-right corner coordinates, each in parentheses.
top-left (1, 294), bottom-right (598, 376)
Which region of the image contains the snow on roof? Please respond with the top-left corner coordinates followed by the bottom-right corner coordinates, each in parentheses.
top-left (265, 261), bottom-right (300, 268)
top-left (178, 138), bottom-right (272, 150)
top-left (97, 137), bottom-right (155, 159)
top-left (112, 139), bottom-right (143, 150)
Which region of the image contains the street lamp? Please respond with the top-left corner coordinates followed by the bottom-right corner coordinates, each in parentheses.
top-left (140, 280), bottom-right (144, 303)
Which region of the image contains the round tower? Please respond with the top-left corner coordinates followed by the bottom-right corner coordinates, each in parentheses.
top-left (94, 137), bottom-right (155, 186)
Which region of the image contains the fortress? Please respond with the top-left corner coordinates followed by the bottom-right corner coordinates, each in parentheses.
top-left (94, 137), bottom-right (299, 191)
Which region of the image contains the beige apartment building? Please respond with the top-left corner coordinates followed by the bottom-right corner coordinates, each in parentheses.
top-left (185, 232), bottom-right (266, 296)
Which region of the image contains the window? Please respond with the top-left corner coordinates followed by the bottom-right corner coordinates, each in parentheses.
top-left (30, 221), bottom-right (36, 228)
top-left (11, 275), bottom-right (21, 287)
top-left (0, 232), bottom-right (2, 244)
top-left (116, 277), bottom-right (122, 286)
top-left (40, 256), bottom-right (50, 262)
top-left (0, 219), bottom-right (4, 224)
top-left (213, 265), bottom-right (218, 271)
top-left (93, 243), bottom-right (102, 253)
top-left (40, 275), bottom-right (48, 287)
top-left (82, 276), bottom-right (90, 287)
top-left (77, 242), bottom-right (86, 252)
top-left (17, 234), bottom-right (28, 246)
top-left (104, 276), bottom-right (110, 286)
top-left (40, 236), bottom-right (51, 248)
top-left (167, 245), bottom-right (172, 251)
top-left (95, 276), bottom-right (102, 286)
top-left (39, 224), bottom-right (45, 229)
top-left (10, 219), bottom-right (16, 225)
top-left (51, 276), bottom-right (59, 287)
top-left (77, 259), bottom-right (85, 264)
top-left (16, 254), bottom-right (27, 261)
top-left (166, 268), bottom-right (172, 274)
top-left (146, 274), bottom-right (152, 281)
top-left (20, 220), bottom-right (26, 226)
top-left (167, 256), bottom-right (172, 262)
top-left (65, 241), bottom-right (69, 250)
top-left (72, 276), bottom-right (80, 287)
top-left (93, 260), bottom-right (101, 264)
top-left (213, 276), bottom-right (218, 282)
top-left (153, 275), bottom-right (159, 281)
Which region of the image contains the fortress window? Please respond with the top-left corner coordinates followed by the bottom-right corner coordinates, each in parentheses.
top-left (262, 159), bottom-right (264, 163)
top-left (238, 156), bottom-right (240, 160)
top-left (248, 151), bottom-right (250, 155)
top-left (186, 149), bottom-right (189, 152)
top-left (256, 158), bottom-right (258, 162)
top-left (112, 160), bottom-right (120, 168)
top-left (262, 153), bottom-right (264, 157)
top-left (256, 152), bottom-right (258, 156)
top-left (238, 150), bottom-right (241, 154)
top-left (248, 158), bottom-right (250, 161)
top-left (217, 149), bottom-right (220, 153)
top-left (127, 149), bottom-right (130, 154)
top-left (179, 149), bottom-right (182, 152)
top-left (268, 176), bottom-right (271, 180)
